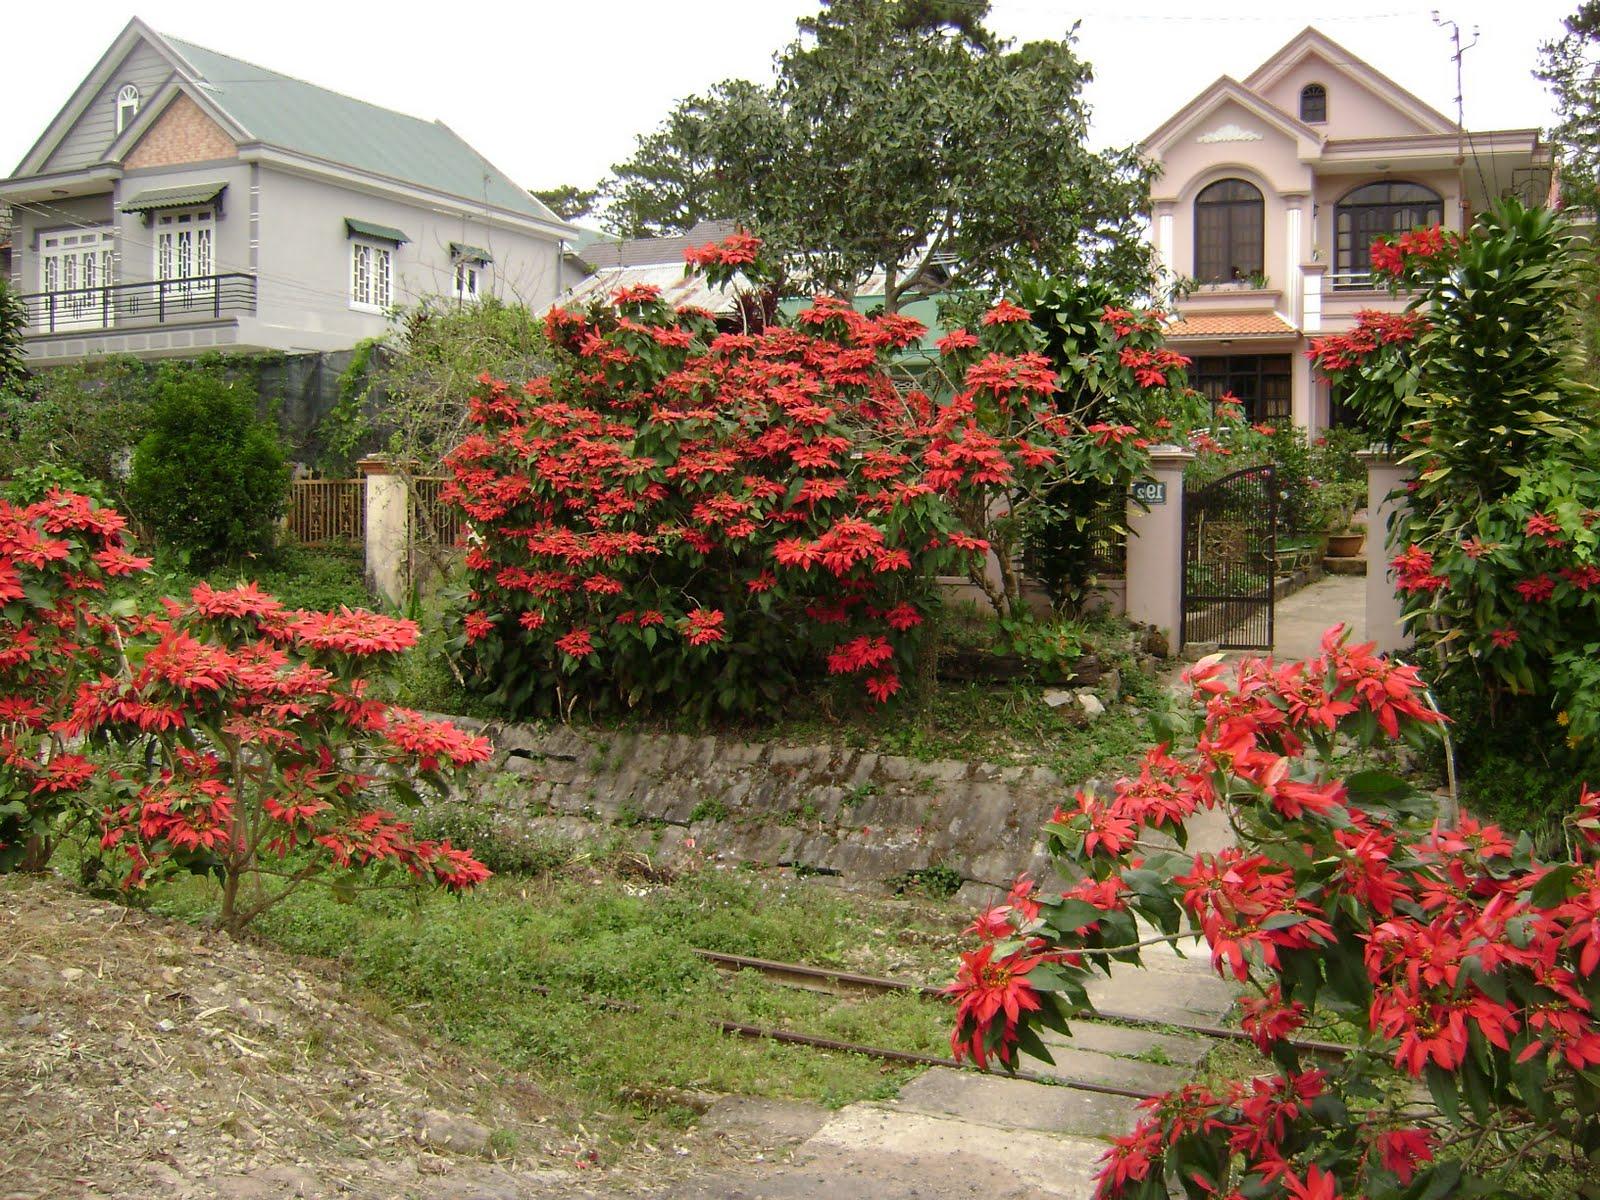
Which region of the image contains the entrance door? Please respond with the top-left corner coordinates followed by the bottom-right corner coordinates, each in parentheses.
top-left (38, 228), bottom-right (115, 331)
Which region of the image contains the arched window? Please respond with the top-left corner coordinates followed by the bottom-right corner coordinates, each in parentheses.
top-left (116, 84), bottom-right (141, 135)
top-left (1193, 178), bottom-right (1264, 284)
top-left (1334, 181), bottom-right (1443, 277)
top-left (1299, 83), bottom-right (1327, 124)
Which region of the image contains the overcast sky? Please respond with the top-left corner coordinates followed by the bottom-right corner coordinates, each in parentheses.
top-left (2, 0), bottom-right (1575, 208)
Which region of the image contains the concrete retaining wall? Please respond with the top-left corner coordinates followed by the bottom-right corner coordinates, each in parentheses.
top-left (446, 717), bottom-right (1080, 894)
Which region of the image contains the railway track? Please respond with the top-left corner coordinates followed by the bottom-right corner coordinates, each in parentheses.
top-left (693, 947), bottom-right (1354, 1061)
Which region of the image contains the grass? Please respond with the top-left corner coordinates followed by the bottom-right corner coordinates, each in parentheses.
top-left (138, 845), bottom-right (963, 1126)
top-left (124, 539), bottom-right (371, 613)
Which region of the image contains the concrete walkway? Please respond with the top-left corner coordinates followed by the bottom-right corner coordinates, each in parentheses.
top-left (1273, 572), bottom-right (1366, 662)
top-left (657, 808), bottom-right (1238, 1200)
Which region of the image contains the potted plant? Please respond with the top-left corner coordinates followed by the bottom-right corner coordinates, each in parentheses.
top-left (1308, 480), bottom-right (1366, 559)
top-left (1325, 516), bottom-right (1366, 559)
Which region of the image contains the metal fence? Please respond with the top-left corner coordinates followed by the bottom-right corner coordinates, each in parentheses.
top-left (285, 476), bottom-right (463, 549)
top-left (408, 477), bottom-right (464, 550)
top-left (287, 478), bottom-right (365, 544)
top-left (20, 274), bottom-right (258, 334)
top-left (1083, 499), bottom-right (1128, 577)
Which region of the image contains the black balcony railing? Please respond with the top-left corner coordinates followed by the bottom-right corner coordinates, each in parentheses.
top-left (19, 274), bottom-right (257, 334)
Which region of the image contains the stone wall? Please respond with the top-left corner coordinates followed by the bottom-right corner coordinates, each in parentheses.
top-left (447, 717), bottom-right (1082, 897)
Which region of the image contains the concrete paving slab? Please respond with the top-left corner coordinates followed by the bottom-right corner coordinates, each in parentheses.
top-left (1039, 1018), bottom-right (1210, 1067)
top-left (658, 1102), bottom-right (1106, 1198)
top-left (894, 1067), bottom-right (1157, 1137)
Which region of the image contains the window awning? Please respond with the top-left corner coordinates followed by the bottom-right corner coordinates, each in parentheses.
top-left (120, 182), bottom-right (226, 213)
top-left (345, 217), bottom-right (409, 244)
top-left (449, 242), bottom-right (492, 264)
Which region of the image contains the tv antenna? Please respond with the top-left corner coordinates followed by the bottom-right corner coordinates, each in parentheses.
top-left (1432, 11), bottom-right (1481, 225)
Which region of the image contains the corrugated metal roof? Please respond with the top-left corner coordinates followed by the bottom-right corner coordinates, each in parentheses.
top-left (345, 217), bottom-right (408, 244)
top-left (163, 36), bottom-right (559, 225)
top-left (558, 263), bottom-right (746, 314)
top-left (576, 220), bottom-right (741, 269)
top-left (1164, 312), bottom-right (1299, 339)
top-left (120, 181), bottom-right (226, 212)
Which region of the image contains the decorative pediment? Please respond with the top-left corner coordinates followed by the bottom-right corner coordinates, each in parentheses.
top-left (1197, 124), bottom-right (1264, 144)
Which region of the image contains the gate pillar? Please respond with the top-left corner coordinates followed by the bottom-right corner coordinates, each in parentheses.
top-left (1125, 444), bottom-right (1193, 656)
top-left (1359, 448), bottom-right (1410, 655)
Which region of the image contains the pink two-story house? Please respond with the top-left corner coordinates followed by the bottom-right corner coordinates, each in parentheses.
top-left (1142, 27), bottom-right (1549, 432)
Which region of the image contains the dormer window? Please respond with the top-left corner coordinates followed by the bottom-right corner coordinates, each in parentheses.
top-left (1299, 83), bottom-right (1327, 124)
top-left (115, 84), bottom-right (141, 134)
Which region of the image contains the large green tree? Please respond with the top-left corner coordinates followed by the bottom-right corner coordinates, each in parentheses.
top-left (530, 184), bottom-right (600, 223)
top-left (603, 0), bottom-right (1154, 308)
top-left (1538, 2), bottom-right (1600, 211)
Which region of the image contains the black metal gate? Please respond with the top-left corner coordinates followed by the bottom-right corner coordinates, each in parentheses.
top-left (1182, 465), bottom-right (1277, 650)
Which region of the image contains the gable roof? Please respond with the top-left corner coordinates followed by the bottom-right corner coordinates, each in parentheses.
top-left (12, 17), bottom-right (566, 230)
top-left (1242, 26), bottom-right (1457, 136)
top-left (1142, 76), bottom-right (1323, 157)
top-left (575, 220), bottom-right (741, 270)
top-left (161, 36), bottom-right (560, 224)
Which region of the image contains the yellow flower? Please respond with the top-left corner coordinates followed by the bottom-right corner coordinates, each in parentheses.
top-left (1558, 710), bottom-right (1571, 727)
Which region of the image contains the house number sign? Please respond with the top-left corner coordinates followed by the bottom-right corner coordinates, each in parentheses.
top-left (1131, 481), bottom-right (1167, 505)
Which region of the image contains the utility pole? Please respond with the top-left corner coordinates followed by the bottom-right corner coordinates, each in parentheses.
top-left (1432, 12), bottom-right (1480, 229)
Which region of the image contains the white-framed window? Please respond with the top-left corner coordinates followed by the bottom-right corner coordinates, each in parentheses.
top-left (453, 261), bottom-right (480, 301)
top-left (38, 227), bottom-right (116, 330)
top-left (153, 208), bottom-right (216, 307)
top-left (350, 240), bottom-right (393, 312)
top-left (116, 84), bottom-right (141, 134)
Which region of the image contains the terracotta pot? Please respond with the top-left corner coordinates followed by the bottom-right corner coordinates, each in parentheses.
top-left (1325, 532), bottom-right (1365, 558)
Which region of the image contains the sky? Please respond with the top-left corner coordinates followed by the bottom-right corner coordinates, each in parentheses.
top-left (1, 0), bottom-right (1576, 207)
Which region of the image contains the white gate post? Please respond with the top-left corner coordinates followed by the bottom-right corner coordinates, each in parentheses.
top-left (1359, 448), bottom-right (1410, 654)
top-left (361, 458), bottom-right (409, 607)
top-left (1124, 445), bottom-right (1194, 656)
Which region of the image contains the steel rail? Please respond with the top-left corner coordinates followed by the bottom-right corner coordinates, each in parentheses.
top-left (692, 948), bottom-right (1353, 1059)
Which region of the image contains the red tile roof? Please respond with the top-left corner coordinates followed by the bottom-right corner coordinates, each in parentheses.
top-left (1164, 312), bottom-right (1298, 339)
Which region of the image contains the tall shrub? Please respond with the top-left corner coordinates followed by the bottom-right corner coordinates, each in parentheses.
top-left (127, 368), bottom-right (290, 566)
top-left (1309, 201), bottom-right (1600, 825)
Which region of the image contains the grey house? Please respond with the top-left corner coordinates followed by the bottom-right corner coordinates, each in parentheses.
top-left (1, 17), bottom-right (575, 364)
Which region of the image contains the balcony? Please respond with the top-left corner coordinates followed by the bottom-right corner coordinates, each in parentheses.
top-left (19, 274), bottom-right (257, 335)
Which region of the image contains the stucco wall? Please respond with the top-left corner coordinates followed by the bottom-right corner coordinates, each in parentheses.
top-left (250, 166), bottom-right (563, 352)
top-left (108, 161), bottom-right (255, 288)
top-left (1254, 53), bottom-right (1437, 140)
top-left (1152, 100), bottom-right (1313, 291)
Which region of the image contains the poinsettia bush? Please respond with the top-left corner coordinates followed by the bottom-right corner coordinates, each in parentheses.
top-left (1309, 200), bottom-right (1600, 821)
top-left (0, 489), bottom-right (492, 931)
top-left (444, 233), bottom-right (1191, 717)
top-left (948, 627), bottom-right (1600, 1198)
top-left (0, 490), bottom-right (149, 871)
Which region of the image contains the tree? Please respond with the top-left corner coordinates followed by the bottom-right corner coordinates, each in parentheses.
top-left (602, 81), bottom-right (770, 238)
top-left (1537, 2), bottom-right (1600, 212)
top-left (603, 0), bottom-right (1153, 309)
top-left (127, 368), bottom-right (290, 567)
top-left (531, 184), bottom-right (599, 223)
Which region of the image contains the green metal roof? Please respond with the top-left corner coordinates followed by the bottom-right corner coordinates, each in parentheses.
top-left (164, 36), bottom-right (561, 225)
top-left (345, 217), bottom-right (408, 244)
top-left (449, 242), bottom-right (492, 263)
top-left (120, 181), bottom-right (226, 212)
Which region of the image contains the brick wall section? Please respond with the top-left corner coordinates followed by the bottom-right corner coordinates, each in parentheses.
top-left (125, 94), bottom-right (236, 169)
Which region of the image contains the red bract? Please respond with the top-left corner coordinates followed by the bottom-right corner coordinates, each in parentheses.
top-left (945, 943), bottom-right (1044, 1068)
top-left (0, 493), bottom-right (491, 926)
top-left (954, 625), bottom-right (1599, 1198)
